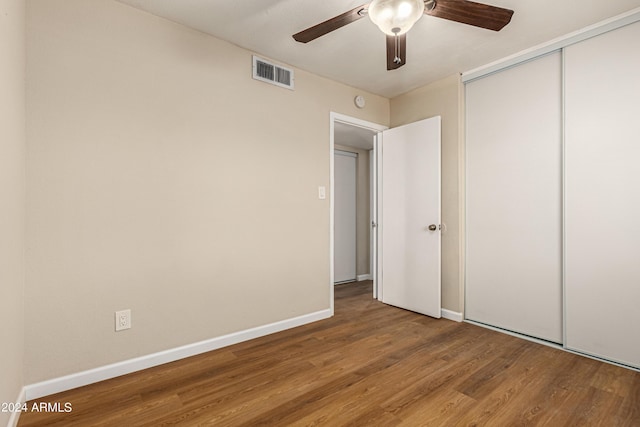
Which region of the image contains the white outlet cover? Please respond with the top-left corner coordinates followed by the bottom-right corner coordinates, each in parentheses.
top-left (115, 309), bottom-right (131, 331)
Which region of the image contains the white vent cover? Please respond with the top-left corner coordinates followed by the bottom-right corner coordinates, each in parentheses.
top-left (252, 56), bottom-right (294, 90)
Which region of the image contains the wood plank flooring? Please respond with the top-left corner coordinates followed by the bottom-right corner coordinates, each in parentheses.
top-left (19, 281), bottom-right (640, 426)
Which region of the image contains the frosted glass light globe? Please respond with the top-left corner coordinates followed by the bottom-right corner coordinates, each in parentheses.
top-left (368, 0), bottom-right (426, 36)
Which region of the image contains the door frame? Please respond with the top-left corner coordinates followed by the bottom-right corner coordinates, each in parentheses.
top-left (330, 112), bottom-right (387, 315)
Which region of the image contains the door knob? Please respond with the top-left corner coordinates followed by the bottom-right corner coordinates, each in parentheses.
top-left (428, 224), bottom-right (438, 231)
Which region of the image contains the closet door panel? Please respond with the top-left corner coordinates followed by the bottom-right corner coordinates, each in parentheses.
top-left (334, 151), bottom-right (357, 283)
top-left (466, 52), bottom-right (563, 343)
top-left (565, 21), bottom-right (640, 368)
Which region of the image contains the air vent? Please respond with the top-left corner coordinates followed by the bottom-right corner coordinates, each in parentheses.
top-left (252, 56), bottom-right (294, 90)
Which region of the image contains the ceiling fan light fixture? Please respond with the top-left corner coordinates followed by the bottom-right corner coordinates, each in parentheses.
top-left (368, 0), bottom-right (425, 36)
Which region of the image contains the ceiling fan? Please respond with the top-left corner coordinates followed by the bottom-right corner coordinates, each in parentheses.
top-left (293, 0), bottom-right (514, 70)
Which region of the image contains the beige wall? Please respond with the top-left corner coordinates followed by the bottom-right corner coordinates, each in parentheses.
top-left (390, 74), bottom-right (463, 312)
top-left (22, 0), bottom-right (463, 389)
top-left (25, 0), bottom-right (389, 384)
top-left (334, 145), bottom-right (371, 277)
top-left (0, 0), bottom-right (26, 422)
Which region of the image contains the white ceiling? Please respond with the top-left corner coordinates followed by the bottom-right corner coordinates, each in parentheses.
top-left (116, 0), bottom-right (640, 98)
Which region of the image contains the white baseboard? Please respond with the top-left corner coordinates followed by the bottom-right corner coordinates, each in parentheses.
top-left (357, 274), bottom-right (372, 281)
top-left (7, 387), bottom-right (26, 427)
top-left (25, 309), bottom-right (331, 401)
top-left (441, 309), bottom-right (463, 322)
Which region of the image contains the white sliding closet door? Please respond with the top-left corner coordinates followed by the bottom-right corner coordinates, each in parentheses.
top-left (565, 21), bottom-right (640, 368)
top-left (466, 52), bottom-right (563, 343)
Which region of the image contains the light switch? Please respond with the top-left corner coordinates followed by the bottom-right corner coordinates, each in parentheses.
top-left (318, 186), bottom-right (326, 200)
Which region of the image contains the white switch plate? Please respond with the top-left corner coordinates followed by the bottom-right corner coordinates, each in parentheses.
top-left (115, 309), bottom-right (131, 331)
top-left (318, 186), bottom-right (326, 200)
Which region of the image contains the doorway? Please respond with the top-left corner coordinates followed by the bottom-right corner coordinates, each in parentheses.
top-left (330, 113), bottom-right (387, 315)
top-left (330, 113), bottom-right (442, 319)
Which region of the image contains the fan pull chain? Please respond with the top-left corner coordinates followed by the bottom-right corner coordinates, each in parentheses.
top-left (393, 33), bottom-right (401, 64)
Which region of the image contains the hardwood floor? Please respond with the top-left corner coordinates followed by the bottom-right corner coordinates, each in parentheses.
top-left (19, 281), bottom-right (640, 426)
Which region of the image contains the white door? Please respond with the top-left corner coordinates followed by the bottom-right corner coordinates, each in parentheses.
top-left (564, 21), bottom-right (640, 368)
top-left (465, 51), bottom-right (563, 343)
top-left (370, 141), bottom-right (378, 298)
top-left (379, 117), bottom-right (441, 318)
top-left (334, 150), bottom-right (357, 283)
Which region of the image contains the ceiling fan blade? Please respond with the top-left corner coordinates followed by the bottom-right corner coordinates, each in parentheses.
top-left (426, 0), bottom-right (514, 31)
top-left (386, 34), bottom-right (406, 70)
top-left (293, 4), bottom-right (369, 43)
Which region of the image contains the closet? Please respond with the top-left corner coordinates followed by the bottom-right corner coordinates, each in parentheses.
top-left (466, 51), bottom-right (563, 344)
top-left (564, 21), bottom-right (640, 368)
top-left (465, 17), bottom-right (640, 368)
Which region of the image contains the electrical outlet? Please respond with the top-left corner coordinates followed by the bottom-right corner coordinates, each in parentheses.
top-left (115, 309), bottom-right (131, 331)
